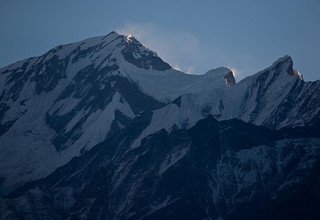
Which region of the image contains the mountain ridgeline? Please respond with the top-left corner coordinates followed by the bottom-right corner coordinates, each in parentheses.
top-left (0, 31), bottom-right (320, 219)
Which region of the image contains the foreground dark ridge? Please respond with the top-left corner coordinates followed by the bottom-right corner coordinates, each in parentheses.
top-left (2, 116), bottom-right (320, 219)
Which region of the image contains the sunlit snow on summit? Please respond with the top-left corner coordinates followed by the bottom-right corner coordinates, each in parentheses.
top-left (126, 34), bottom-right (133, 42)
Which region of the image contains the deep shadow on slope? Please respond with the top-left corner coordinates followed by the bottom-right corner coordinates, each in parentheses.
top-left (2, 116), bottom-right (320, 219)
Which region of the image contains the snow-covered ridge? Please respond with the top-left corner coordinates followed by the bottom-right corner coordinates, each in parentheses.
top-left (0, 31), bottom-right (318, 194)
top-left (132, 55), bottom-right (319, 147)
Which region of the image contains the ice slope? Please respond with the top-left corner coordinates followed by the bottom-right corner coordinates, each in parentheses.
top-left (119, 63), bottom-right (233, 102)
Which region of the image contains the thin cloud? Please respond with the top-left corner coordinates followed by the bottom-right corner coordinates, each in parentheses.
top-left (116, 22), bottom-right (249, 80)
top-left (117, 22), bottom-right (201, 74)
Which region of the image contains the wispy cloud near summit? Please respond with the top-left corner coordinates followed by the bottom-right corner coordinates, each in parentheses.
top-left (117, 22), bottom-right (201, 74)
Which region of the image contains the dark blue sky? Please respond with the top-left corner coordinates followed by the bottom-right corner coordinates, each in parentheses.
top-left (1, 0), bottom-right (319, 81)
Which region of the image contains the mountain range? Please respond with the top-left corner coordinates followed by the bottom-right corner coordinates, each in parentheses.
top-left (0, 31), bottom-right (320, 219)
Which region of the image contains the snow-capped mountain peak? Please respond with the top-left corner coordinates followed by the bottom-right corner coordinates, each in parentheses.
top-left (119, 33), bottom-right (172, 71)
top-left (1, 30), bottom-right (320, 220)
top-left (263, 55), bottom-right (303, 81)
top-left (0, 31), bottom-right (237, 192)
top-left (1, 32), bottom-right (320, 197)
